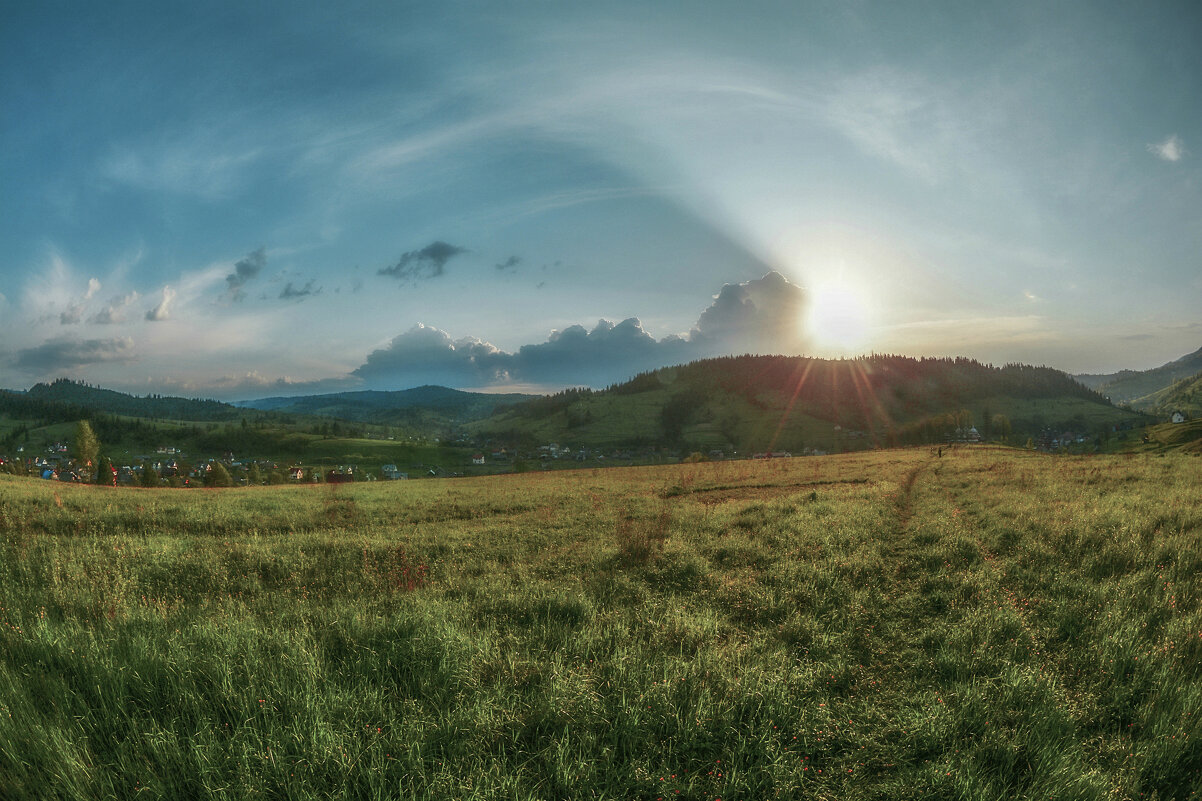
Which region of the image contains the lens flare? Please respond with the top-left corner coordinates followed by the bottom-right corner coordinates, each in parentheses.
top-left (807, 281), bottom-right (871, 352)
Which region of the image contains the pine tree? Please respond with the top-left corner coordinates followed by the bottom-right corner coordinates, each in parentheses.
top-left (205, 462), bottom-right (233, 488)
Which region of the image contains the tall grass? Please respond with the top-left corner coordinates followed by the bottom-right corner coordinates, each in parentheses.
top-left (1, 448), bottom-right (1199, 799)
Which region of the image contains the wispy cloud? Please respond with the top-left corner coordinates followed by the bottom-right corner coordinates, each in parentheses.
top-left (101, 139), bottom-right (262, 200)
top-left (89, 291), bottom-right (140, 324)
top-left (60, 277), bottom-right (102, 325)
top-left (1148, 134), bottom-right (1187, 162)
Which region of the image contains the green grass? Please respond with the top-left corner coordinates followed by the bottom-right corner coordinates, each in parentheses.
top-left (2, 447), bottom-right (1200, 799)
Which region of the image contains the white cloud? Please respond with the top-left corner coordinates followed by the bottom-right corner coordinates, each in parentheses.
top-left (1148, 134), bottom-right (1187, 162)
top-left (146, 286), bottom-right (177, 321)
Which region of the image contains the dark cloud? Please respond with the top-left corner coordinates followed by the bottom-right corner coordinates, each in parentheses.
top-left (280, 280), bottom-right (319, 300)
top-left (15, 337), bottom-right (135, 373)
top-left (378, 241), bottom-right (467, 282)
top-left (224, 247), bottom-right (266, 302)
top-left (495, 255), bottom-right (521, 271)
top-left (351, 272), bottom-right (808, 389)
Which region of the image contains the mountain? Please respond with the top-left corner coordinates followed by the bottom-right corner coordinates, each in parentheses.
top-left (19, 378), bottom-right (240, 421)
top-left (1075, 346), bottom-right (1202, 406)
top-left (1135, 372), bottom-right (1202, 416)
top-left (235, 385), bottom-right (536, 424)
top-left (469, 354), bottom-right (1148, 452)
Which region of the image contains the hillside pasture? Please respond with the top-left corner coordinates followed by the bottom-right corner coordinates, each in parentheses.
top-left (1, 447), bottom-right (1200, 799)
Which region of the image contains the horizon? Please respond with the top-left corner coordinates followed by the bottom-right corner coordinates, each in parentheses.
top-left (2, 1), bottom-right (1199, 399)
top-left (3, 346), bottom-right (1183, 405)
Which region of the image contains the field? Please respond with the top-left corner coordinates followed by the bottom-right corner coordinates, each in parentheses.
top-left (2, 447), bottom-right (1201, 799)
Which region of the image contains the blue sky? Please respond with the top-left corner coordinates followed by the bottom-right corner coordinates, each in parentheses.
top-left (2, 0), bottom-right (1199, 398)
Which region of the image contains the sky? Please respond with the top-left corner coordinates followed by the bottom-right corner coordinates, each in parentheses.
top-left (2, 0), bottom-right (1199, 399)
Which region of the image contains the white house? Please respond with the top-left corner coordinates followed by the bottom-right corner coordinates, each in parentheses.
top-left (1171, 411), bottom-right (1186, 424)
top-left (471, 454), bottom-right (485, 465)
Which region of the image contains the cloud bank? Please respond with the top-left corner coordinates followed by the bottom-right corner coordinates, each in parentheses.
top-left (352, 271), bottom-right (807, 388)
top-left (15, 337), bottom-right (135, 372)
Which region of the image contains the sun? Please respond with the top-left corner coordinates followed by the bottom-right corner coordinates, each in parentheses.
top-left (806, 280), bottom-right (871, 353)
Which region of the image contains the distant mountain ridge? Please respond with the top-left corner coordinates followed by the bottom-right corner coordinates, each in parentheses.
top-left (1075, 345), bottom-right (1202, 406)
top-left (235, 385), bottom-right (536, 423)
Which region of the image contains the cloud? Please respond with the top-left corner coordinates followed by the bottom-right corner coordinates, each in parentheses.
top-left (495, 255), bottom-right (521, 271)
top-left (146, 286), bottom-right (177, 321)
top-left (224, 248), bottom-right (267, 302)
top-left (692, 270), bottom-right (807, 354)
top-left (378, 241), bottom-right (467, 282)
top-left (89, 291), bottom-right (140, 324)
top-left (352, 272), bottom-right (808, 388)
top-left (15, 337), bottom-right (135, 373)
top-left (280, 280), bottom-right (319, 300)
top-left (1148, 134), bottom-right (1187, 162)
top-left (59, 277), bottom-right (102, 325)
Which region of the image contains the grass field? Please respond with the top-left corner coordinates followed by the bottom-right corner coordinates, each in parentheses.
top-left (1, 447), bottom-right (1200, 799)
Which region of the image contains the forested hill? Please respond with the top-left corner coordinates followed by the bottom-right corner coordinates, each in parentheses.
top-left (12, 378), bottom-right (240, 421)
top-left (471, 354), bottom-right (1143, 452)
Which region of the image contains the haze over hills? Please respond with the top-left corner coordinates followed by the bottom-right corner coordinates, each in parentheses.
top-left (1075, 345), bottom-right (1202, 407)
top-left (234, 386), bottom-right (536, 424)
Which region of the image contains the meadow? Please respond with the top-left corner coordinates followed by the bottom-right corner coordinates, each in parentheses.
top-left (1, 446), bottom-right (1200, 800)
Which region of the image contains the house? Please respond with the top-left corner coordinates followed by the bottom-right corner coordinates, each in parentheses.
top-left (471, 454), bottom-right (485, 465)
top-left (1171, 411), bottom-right (1186, 424)
top-left (288, 467), bottom-right (305, 481)
top-left (381, 464), bottom-right (407, 480)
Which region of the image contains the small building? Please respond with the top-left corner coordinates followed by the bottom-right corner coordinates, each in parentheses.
top-left (471, 454), bottom-right (485, 465)
top-left (288, 467), bottom-right (305, 481)
top-left (1171, 411), bottom-right (1186, 424)
top-left (381, 464), bottom-right (407, 480)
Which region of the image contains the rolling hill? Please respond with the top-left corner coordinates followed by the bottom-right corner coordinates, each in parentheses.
top-left (1075, 345), bottom-right (1202, 406)
top-left (469, 354), bottom-right (1149, 453)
